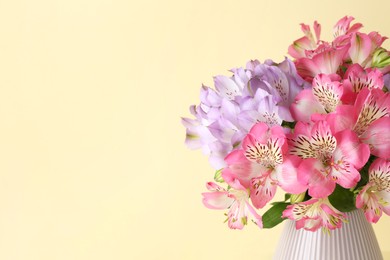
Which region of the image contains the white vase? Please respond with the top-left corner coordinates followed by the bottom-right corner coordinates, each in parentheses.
top-left (273, 210), bottom-right (383, 260)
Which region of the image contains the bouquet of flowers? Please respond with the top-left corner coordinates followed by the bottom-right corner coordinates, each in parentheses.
top-left (182, 16), bottom-right (390, 232)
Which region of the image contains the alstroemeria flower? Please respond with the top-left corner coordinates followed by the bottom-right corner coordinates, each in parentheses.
top-left (290, 16), bottom-right (389, 83)
top-left (328, 88), bottom-right (390, 158)
top-left (238, 90), bottom-right (292, 131)
top-left (223, 123), bottom-right (306, 209)
top-left (288, 120), bottom-right (370, 198)
top-left (291, 73), bottom-right (343, 122)
top-left (332, 16), bottom-right (363, 39)
top-left (202, 180), bottom-right (262, 229)
top-left (295, 45), bottom-right (349, 82)
top-left (341, 64), bottom-right (384, 105)
top-left (288, 21), bottom-right (321, 59)
top-left (283, 198), bottom-right (347, 232)
top-left (246, 58), bottom-right (309, 107)
top-left (356, 158), bottom-right (390, 223)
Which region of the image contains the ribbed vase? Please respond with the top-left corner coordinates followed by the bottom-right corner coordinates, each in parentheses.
top-left (273, 210), bottom-right (383, 260)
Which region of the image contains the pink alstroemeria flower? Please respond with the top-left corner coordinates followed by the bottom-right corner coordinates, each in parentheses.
top-left (295, 45), bottom-right (349, 83)
top-left (290, 16), bottom-right (389, 83)
top-left (356, 158), bottom-right (390, 223)
top-left (288, 21), bottom-right (321, 59)
top-left (332, 16), bottom-right (363, 39)
top-left (328, 88), bottom-right (390, 158)
top-left (291, 73), bottom-right (343, 122)
top-left (341, 64), bottom-right (384, 105)
top-left (288, 120), bottom-right (370, 198)
top-left (223, 123), bottom-right (306, 209)
top-left (283, 198), bottom-right (347, 232)
top-left (202, 181), bottom-right (262, 229)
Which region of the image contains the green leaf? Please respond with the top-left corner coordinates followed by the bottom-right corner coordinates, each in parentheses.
top-left (356, 155), bottom-right (376, 189)
top-left (281, 121), bottom-right (296, 129)
top-left (270, 201), bottom-right (286, 206)
top-left (262, 202), bottom-right (289, 229)
top-left (357, 169), bottom-right (369, 188)
top-left (284, 193), bottom-right (291, 201)
top-left (328, 185), bottom-right (356, 212)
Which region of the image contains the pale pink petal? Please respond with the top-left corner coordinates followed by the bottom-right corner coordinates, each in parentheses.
top-left (356, 184), bottom-right (369, 209)
top-left (298, 158), bottom-right (336, 198)
top-left (368, 32), bottom-right (388, 50)
top-left (334, 129), bottom-right (370, 169)
top-left (227, 202), bottom-right (245, 229)
top-left (276, 156), bottom-right (307, 194)
top-left (223, 150), bottom-right (262, 187)
top-left (382, 204), bottom-right (390, 216)
top-left (245, 202), bottom-right (263, 228)
top-left (349, 33), bottom-right (373, 65)
top-left (202, 191), bottom-right (233, 209)
top-left (361, 117), bottom-right (390, 158)
top-left (302, 218), bottom-right (323, 231)
top-left (290, 89), bottom-right (326, 122)
top-left (288, 36), bottom-right (313, 59)
top-left (312, 47), bottom-right (348, 75)
top-left (379, 191), bottom-right (390, 216)
top-left (320, 204), bottom-right (345, 230)
top-left (325, 105), bottom-right (356, 133)
top-left (205, 182), bottom-right (225, 192)
top-left (314, 21), bottom-right (321, 42)
top-left (227, 178), bottom-right (248, 191)
top-left (300, 23), bottom-right (311, 35)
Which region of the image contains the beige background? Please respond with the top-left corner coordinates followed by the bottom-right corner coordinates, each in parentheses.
top-left (0, 0), bottom-right (389, 259)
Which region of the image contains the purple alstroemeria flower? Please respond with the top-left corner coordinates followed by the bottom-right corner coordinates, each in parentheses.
top-left (182, 58), bottom-right (310, 169)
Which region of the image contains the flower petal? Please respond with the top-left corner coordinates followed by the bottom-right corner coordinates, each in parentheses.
top-left (361, 117), bottom-right (390, 158)
top-left (276, 156), bottom-right (307, 194)
top-left (290, 89), bottom-right (325, 122)
top-left (334, 129), bottom-right (370, 169)
top-left (250, 175), bottom-right (277, 209)
top-left (298, 158), bottom-right (336, 198)
top-left (349, 32), bottom-right (372, 65)
top-left (202, 191), bottom-right (233, 209)
top-left (223, 149), bottom-right (262, 187)
top-left (213, 75), bottom-right (241, 100)
top-left (312, 73), bottom-right (343, 112)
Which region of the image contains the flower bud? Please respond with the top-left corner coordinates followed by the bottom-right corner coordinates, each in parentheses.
top-left (372, 48), bottom-right (390, 68)
top-left (290, 192), bottom-right (306, 203)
